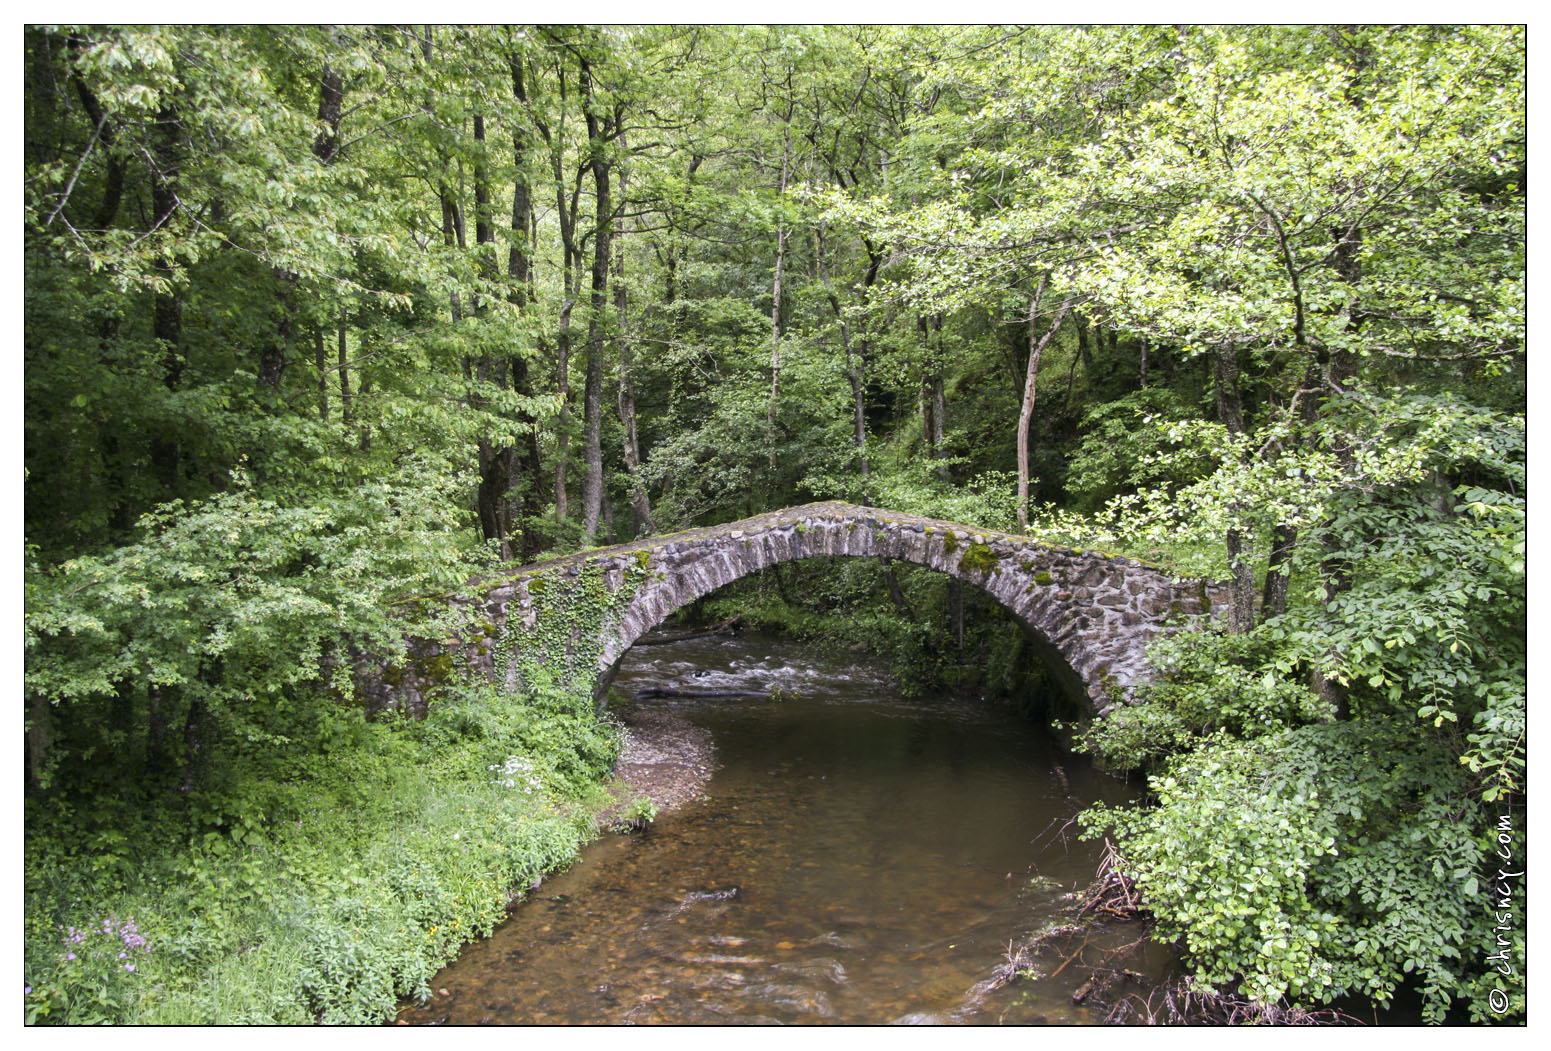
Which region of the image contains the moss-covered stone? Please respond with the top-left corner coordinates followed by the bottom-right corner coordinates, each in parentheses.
top-left (411, 651), bottom-right (457, 687)
top-left (957, 542), bottom-right (999, 574)
top-left (1034, 571), bottom-right (1054, 586)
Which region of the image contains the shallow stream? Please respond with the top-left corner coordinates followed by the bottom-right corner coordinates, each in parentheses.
top-left (398, 631), bottom-right (1169, 1025)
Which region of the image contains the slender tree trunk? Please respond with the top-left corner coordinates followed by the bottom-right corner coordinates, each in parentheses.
top-left (146, 683), bottom-right (171, 775)
top-left (880, 558), bottom-right (909, 614)
top-left (66, 42), bottom-right (125, 230)
top-left (509, 51), bottom-right (545, 559)
top-left (767, 117), bottom-right (793, 469)
top-left (930, 335), bottom-right (947, 482)
top-left (26, 694), bottom-right (51, 789)
top-left (261, 64), bottom-right (342, 401)
top-left (578, 59), bottom-right (612, 545)
top-left (1016, 281), bottom-right (1074, 531)
top-left (614, 140), bottom-right (654, 538)
top-left (1261, 361), bottom-right (1324, 620)
top-left (180, 698), bottom-right (207, 795)
top-left (948, 578), bottom-right (964, 652)
top-left (337, 315), bottom-right (351, 424)
top-left (257, 288), bottom-right (291, 392)
top-left (820, 226), bottom-right (867, 479)
top-left (149, 103), bottom-right (183, 492)
top-left (471, 112), bottom-right (514, 559)
top-left (1211, 342), bottom-right (1256, 634)
top-left (920, 314), bottom-right (948, 482)
top-left (554, 294), bottom-right (574, 526)
top-left (181, 659), bottom-right (221, 795)
top-left (920, 373), bottom-right (934, 454)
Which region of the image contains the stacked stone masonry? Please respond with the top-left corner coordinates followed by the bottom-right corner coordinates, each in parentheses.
top-left (369, 502), bottom-right (1226, 718)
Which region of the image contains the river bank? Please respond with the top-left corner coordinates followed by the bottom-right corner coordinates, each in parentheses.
top-left (604, 706), bottom-right (717, 821)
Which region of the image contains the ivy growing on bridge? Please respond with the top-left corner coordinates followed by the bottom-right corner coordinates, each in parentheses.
top-left (492, 556), bottom-right (657, 694)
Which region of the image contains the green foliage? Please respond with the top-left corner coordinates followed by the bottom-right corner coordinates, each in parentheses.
top-left (494, 557), bottom-right (654, 693)
top-left (1076, 389), bottom-right (1524, 1021)
top-left (24, 461), bottom-right (477, 790)
top-left (613, 795), bottom-right (659, 833)
top-left (1084, 718), bottom-right (1520, 1022)
top-left (25, 674), bottom-right (616, 1025)
top-left (1066, 388), bottom-right (1215, 513)
top-left (1081, 631), bottom-right (1336, 771)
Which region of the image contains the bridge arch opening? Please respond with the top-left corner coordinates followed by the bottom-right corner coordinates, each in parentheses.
top-left (595, 552), bottom-right (1092, 723)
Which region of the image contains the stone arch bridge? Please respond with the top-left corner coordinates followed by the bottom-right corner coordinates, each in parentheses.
top-left (366, 502), bottom-right (1219, 718)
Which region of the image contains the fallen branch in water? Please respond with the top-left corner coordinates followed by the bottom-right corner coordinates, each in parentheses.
top-left (632, 686), bottom-right (770, 700)
top-left (1078, 837), bottom-right (1144, 920)
top-left (1104, 977), bottom-right (1361, 1026)
top-left (632, 617), bottom-right (743, 646)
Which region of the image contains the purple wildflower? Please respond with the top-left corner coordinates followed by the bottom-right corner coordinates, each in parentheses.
top-left (65, 954), bottom-right (75, 962)
top-left (123, 964), bottom-right (135, 973)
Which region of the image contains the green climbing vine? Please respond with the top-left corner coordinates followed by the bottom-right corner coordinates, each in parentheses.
top-left (492, 557), bottom-right (656, 694)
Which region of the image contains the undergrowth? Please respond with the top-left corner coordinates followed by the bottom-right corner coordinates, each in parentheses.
top-left (23, 674), bottom-right (618, 1025)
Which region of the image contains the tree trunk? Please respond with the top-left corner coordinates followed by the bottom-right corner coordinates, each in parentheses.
top-left (180, 697), bottom-right (207, 795)
top-left (509, 51), bottom-right (545, 559)
top-left (578, 58), bottom-right (612, 545)
top-left (26, 694), bottom-right (51, 789)
top-left (554, 297), bottom-right (574, 526)
top-left (257, 288), bottom-right (291, 391)
top-left (948, 578), bottom-right (964, 652)
top-left (614, 141), bottom-right (654, 538)
top-left (1016, 282), bottom-right (1073, 531)
top-left (880, 558), bottom-right (909, 614)
top-left (149, 103), bottom-right (183, 493)
top-left (65, 44), bottom-right (125, 230)
top-left (1261, 361), bottom-right (1324, 620)
top-left (920, 314), bottom-right (947, 482)
top-left (767, 119), bottom-right (793, 469)
top-left (848, 363), bottom-right (869, 480)
top-left (146, 682), bottom-right (171, 774)
top-left (1211, 342), bottom-right (1256, 634)
top-left (313, 64), bottom-right (343, 163)
top-left (337, 314), bottom-right (351, 424)
top-left (820, 227), bottom-right (867, 480)
top-left (315, 326), bottom-right (329, 422)
top-left (472, 112), bottom-right (514, 559)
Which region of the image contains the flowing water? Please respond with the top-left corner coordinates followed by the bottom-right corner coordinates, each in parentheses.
top-left (397, 631), bottom-right (1169, 1026)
